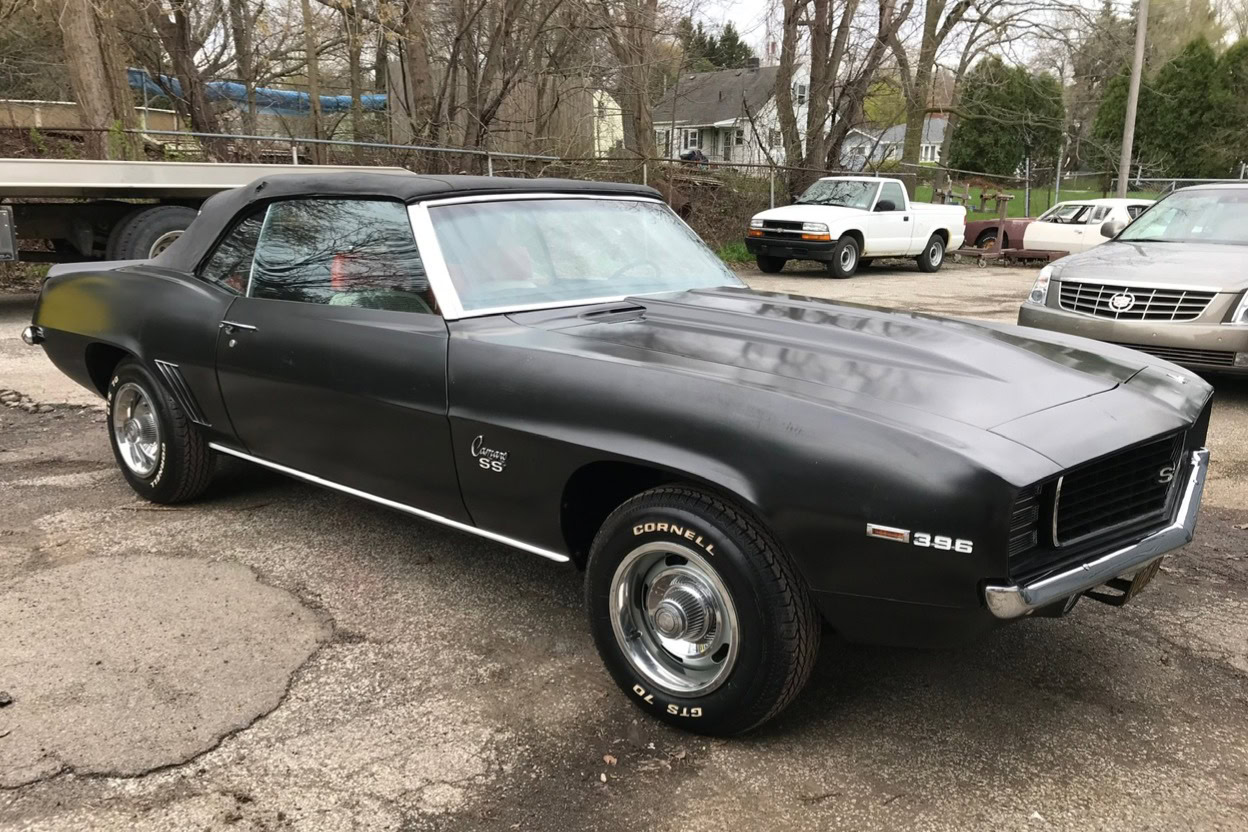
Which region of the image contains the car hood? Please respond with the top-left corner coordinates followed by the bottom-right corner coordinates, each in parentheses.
top-left (523, 286), bottom-right (1154, 433)
top-left (752, 204), bottom-right (868, 224)
top-left (1055, 240), bottom-right (1248, 291)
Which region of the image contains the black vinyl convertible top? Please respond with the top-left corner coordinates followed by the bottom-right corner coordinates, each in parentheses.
top-left (152, 171), bottom-right (662, 273)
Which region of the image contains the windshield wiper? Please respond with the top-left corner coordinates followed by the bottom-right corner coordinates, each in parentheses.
top-left (1122, 237), bottom-right (1177, 243)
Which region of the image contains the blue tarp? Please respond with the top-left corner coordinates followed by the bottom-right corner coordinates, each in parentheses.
top-left (128, 68), bottom-right (387, 117)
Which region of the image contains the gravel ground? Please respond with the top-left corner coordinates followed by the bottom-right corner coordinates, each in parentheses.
top-left (1, 263), bottom-right (1247, 832)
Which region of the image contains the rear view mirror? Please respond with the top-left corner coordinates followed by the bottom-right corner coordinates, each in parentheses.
top-left (875, 200), bottom-right (896, 212)
top-left (1101, 219), bottom-right (1126, 239)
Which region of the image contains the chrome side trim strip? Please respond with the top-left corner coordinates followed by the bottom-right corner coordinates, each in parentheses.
top-left (207, 443), bottom-right (571, 564)
top-left (985, 448), bottom-right (1208, 619)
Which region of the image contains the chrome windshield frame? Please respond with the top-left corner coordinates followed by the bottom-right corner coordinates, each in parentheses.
top-left (408, 192), bottom-right (716, 321)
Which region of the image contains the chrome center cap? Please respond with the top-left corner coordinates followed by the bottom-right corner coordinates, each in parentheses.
top-left (123, 419), bottom-right (141, 442)
top-left (648, 581), bottom-right (711, 642)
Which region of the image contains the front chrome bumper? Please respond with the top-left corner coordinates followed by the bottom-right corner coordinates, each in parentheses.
top-left (984, 448), bottom-right (1209, 619)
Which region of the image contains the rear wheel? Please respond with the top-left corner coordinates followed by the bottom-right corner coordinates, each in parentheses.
top-left (917, 234), bottom-right (946, 273)
top-left (586, 486), bottom-right (820, 736)
top-left (824, 235), bottom-right (859, 278)
top-left (109, 205), bottom-right (198, 261)
top-left (756, 255), bottom-right (787, 274)
top-left (107, 359), bottom-right (213, 503)
top-left (974, 228), bottom-right (998, 249)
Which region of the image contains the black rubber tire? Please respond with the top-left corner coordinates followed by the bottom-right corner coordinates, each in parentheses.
top-left (756, 255), bottom-right (787, 274)
top-left (917, 233), bottom-right (946, 273)
top-left (109, 205), bottom-right (198, 260)
top-left (106, 359), bottom-right (214, 504)
top-left (585, 485), bottom-right (820, 736)
top-left (974, 228), bottom-right (997, 249)
top-left (824, 235), bottom-right (859, 278)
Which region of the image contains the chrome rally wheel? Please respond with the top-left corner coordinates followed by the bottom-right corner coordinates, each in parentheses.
top-left (586, 486), bottom-right (820, 736)
top-left (111, 382), bottom-right (162, 477)
top-left (609, 541), bottom-right (740, 696)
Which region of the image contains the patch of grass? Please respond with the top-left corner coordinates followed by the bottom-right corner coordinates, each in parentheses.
top-left (914, 184), bottom-right (1159, 219)
top-left (716, 240), bottom-right (753, 264)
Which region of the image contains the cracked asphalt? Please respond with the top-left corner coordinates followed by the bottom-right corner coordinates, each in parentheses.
top-left (2, 261), bottom-right (1247, 831)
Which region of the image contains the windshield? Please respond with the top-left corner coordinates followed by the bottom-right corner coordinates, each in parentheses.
top-left (1117, 189), bottom-right (1248, 245)
top-left (796, 179), bottom-right (879, 209)
top-left (1037, 203), bottom-right (1090, 224)
top-left (429, 198), bottom-right (742, 312)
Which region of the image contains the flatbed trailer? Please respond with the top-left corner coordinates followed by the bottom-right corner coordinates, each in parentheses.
top-left (0, 158), bottom-right (413, 262)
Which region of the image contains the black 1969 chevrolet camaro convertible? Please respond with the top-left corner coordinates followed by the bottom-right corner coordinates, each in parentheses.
top-left (24, 173), bottom-right (1212, 735)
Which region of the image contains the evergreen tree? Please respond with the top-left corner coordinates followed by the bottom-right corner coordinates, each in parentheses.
top-left (1146, 38), bottom-right (1218, 176)
top-left (712, 23), bottom-right (754, 69)
top-left (1207, 40), bottom-right (1248, 175)
top-left (948, 56), bottom-right (1064, 175)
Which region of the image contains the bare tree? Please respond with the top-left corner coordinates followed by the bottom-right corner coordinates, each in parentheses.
top-left (53, 0), bottom-right (141, 159)
top-left (225, 0), bottom-right (257, 137)
top-left (598, 0), bottom-right (659, 159)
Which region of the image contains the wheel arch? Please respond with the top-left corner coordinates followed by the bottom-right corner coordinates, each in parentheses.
top-left (840, 228), bottom-right (865, 250)
top-left (84, 342), bottom-right (134, 395)
top-left (559, 458), bottom-right (765, 569)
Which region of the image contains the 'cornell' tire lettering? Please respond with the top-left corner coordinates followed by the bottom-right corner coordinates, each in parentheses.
top-left (631, 522), bottom-right (716, 554)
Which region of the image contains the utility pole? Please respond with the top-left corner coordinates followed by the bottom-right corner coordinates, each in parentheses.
top-left (1117, 0), bottom-right (1150, 198)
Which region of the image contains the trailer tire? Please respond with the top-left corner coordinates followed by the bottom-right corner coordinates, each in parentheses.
top-left (110, 206), bottom-right (198, 261)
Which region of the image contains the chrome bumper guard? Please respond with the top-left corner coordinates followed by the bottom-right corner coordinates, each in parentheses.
top-left (985, 449), bottom-right (1209, 620)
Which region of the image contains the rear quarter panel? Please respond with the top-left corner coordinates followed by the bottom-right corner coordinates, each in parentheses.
top-left (34, 264), bottom-right (237, 440)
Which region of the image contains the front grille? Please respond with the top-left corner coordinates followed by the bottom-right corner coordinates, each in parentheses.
top-left (1053, 433), bottom-right (1184, 545)
top-left (1058, 281), bottom-right (1215, 321)
top-left (762, 220), bottom-right (803, 232)
top-left (1110, 341), bottom-right (1237, 367)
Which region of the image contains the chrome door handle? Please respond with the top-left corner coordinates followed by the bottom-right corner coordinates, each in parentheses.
top-left (220, 320), bottom-right (257, 333)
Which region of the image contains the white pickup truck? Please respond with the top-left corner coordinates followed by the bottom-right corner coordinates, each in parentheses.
top-left (744, 176), bottom-right (966, 278)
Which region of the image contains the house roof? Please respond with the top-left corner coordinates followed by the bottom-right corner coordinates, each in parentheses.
top-left (653, 65), bottom-right (781, 128)
top-left (847, 115), bottom-right (948, 146)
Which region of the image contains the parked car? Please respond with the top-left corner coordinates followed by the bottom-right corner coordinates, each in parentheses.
top-left (24, 173), bottom-right (1212, 735)
top-left (965, 198), bottom-right (1153, 253)
top-left (744, 176), bottom-right (966, 277)
top-left (1018, 184), bottom-right (1248, 375)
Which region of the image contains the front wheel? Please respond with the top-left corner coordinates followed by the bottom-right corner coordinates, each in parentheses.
top-left (917, 234), bottom-right (946, 273)
top-left (824, 235), bottom-right (859, 278)
top-left (755, 255), bottom-right (787, 274)
top-left (107, 359), bottom-right (214, 503)
top-left (586, 486), bottom-right (820, 736)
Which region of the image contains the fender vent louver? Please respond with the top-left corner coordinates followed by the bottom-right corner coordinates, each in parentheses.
top-left (154, 360), bottom-right (210, 426)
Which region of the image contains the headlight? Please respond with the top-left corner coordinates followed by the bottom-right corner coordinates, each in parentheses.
top-left (749, 219), bottom-right (764, 229)
top-left (802, 222), bottom-right (828, 233)
top-left (1229, 291), bottom-right (1248, 324)
top-left (1027, 265), bottom-right (1053, 305)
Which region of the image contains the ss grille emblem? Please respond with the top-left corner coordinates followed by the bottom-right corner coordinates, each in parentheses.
top-left (1157, 465), bottom-right (1176, 484)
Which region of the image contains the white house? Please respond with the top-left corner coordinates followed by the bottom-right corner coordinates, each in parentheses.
top-left (651, 61), bottom-right (809, 166)
top-left (840, 115), bottom-right (948, 169)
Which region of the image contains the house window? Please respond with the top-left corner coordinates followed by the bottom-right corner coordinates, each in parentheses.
top-left (685, 129), bottom-right (700, 149)
top-left (656, 129), bottom-right (671, 154)
top-left (768, 128), bottom-right (780, 147)
top-left (921, 145), bottom-right (931, 162)
top-left (794, 83), bottom-right (808, 106)
top-left (735, 128), bottom-right (745, 146)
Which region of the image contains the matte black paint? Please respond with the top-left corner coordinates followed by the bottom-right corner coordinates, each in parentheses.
top-left (30, 174), bottom-right (1215, 649)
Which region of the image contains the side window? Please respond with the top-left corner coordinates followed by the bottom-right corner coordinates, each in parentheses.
top-left (1089, 206), bottom-right (1110, 223)
top-left (199, 212), bottom-right (265, 294)
top-left (877, 182), bottom-right (906, 211)
top-left (1127, 204), bottom-right (1148, 219)
top-left (249, 199), bottom-right (434, 314)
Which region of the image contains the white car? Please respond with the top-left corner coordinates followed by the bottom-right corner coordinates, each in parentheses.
top-left (745, 177), bottom-right (966, 278)
top-left (1023, 198), bottom-right (1153, 254)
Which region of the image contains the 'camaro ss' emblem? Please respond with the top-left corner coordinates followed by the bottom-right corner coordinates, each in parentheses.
top-left (1108, 292), bottom-right (1136, 312)
top-left (471, 435), bottom-right (509, 472)
top-left (1157, 465), bottom-right (1176, 484)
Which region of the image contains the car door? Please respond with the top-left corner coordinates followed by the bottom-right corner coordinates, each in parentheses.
top-left (212, 197), bottom-right (469, 522)
top-left (1024, 204), bottom-right (1091, 252)
top-left (865, 181), bottom-right (912, 255)
top-left (1070, 205), bottom-right (1111, 252)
